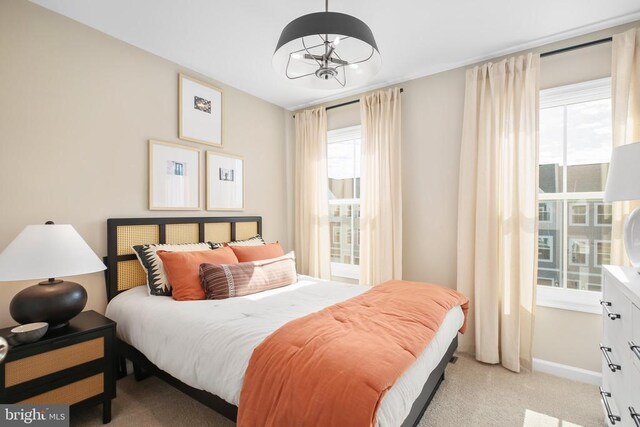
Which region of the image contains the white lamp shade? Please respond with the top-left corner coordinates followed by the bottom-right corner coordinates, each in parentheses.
top-left (0, 224), bottom-right (106, 281)
top-left (604, 142), bottom-right (640, 202)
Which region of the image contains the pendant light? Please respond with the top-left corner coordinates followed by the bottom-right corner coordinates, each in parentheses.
top-left (273, 0), bottom-right (381, 90)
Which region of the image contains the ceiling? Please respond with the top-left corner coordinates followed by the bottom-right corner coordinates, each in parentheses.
top-left (31, 0), bottom-right (640, 110)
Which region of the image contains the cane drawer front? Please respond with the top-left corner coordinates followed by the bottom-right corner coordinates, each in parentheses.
top-left (5, 337), bottom-right (104, 388)
top-left (19, 373), bottom-right (104, 405)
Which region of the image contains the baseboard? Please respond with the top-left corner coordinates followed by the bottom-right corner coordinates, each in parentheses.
top-left (532, 358), bottom-right (601, 385)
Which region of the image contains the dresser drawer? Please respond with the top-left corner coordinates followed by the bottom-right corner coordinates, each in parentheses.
top-left (601, 381), bottom-right (623, 427)
top-left (603, 280), bottom-right (632, 345)
top-left (627, 363), bottom-right (640, 427)
top-left (632, 304), bottom-right (640, 373)
top-left (600, 375), bottom-right (628, 426)
top-left (5, 337), bottom-right (104, 387)
top-left (19, 373), bottom-right (103, 405)
top-left (601, 342), bottom-right (625, 387)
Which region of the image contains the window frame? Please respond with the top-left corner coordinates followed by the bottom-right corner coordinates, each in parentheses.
top-left (594, 239), bottom-right (612, 267)
top-left (538, 235), bottom-right (554, 262)
top-left (327, 125), bottom-right (362, 281)
top-left (536, 77), bottom-right (611, 314)
top-left (568, 238), bottom-right (590, 267)
top-left (595, 203), bottom-right (613, 227)
top-left (537, 277), bottom-right (554, 287)
top-left (568, 203), bottom-right (589, 226)
top-left (567, 279), bottom-right (580, 289)
top-left (539, 202), bottom-right (552, 223)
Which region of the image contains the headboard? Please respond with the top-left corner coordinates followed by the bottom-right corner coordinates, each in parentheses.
top-left (105, 216), bottom-right (262, 301)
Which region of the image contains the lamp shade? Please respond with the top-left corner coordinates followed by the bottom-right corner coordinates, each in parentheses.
top-left (0, 224), bottom-right (105, 281)
top-left (604, 142), bottom-right (640, 202)
top-left (273, 11), bottom-right (381, 90)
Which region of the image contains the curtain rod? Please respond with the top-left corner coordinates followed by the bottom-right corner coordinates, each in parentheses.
top-left (292, 88), bottom-right (404, 118)
top-left (541, 36), bottom-right (612, 58)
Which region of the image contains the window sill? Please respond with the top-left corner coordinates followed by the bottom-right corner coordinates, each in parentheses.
top-left (536, 285), bottom-right (602, 315)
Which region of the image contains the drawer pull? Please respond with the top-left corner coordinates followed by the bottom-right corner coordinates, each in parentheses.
top-left (600, 388), bottom-right (621, 424)
top-left (600, 345), bottom-right (621, 372)
top-left (600, 300), bottom-right (621, 320)
top-left (630, 341), bottom-right (640, 362)
top-left (630, 407), bottom-right (640, 427)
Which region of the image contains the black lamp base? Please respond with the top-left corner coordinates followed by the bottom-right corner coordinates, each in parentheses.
top-left (9, 279), bottom-right (88, 328)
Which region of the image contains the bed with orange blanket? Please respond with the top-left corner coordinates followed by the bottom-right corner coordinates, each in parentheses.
top-left (105, 217), bottom-right (469, 427)
top-left (238, 280), bottom-right (468, 427)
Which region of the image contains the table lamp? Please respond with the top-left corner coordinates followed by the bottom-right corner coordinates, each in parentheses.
top-left (604, 142), bottom-right (640, 273)
top-left (0, 221), bottom-right (106, 329)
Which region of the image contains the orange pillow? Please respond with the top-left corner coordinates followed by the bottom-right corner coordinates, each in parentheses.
top-left (157, 247), bottom-right (239, 301)
top-left (230, 242), bottom-right (285, 262)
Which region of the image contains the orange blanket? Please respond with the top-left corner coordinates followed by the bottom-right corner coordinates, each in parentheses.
top-left (237, 280), bottom-right (469, 427)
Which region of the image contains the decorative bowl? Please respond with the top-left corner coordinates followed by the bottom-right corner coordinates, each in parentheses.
top-left (10, 322), bottom-right (48, 344)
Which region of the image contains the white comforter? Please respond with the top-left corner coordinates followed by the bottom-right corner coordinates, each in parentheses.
top-left (106, 276), bottom-right (463, 426)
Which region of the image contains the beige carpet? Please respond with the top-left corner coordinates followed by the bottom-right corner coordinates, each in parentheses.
top-left (71, 354), bottom-right (603, 427)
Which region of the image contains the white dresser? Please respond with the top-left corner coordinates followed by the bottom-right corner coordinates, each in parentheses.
top-left (602, 266), bottom-right (640, 426)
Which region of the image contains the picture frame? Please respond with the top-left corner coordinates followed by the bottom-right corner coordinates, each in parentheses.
top-left (179, 73), bottom-right (223, 147)
top-left (206, 151), bottom-right (244, 211)
top-left (149, 140), bottom-right (201, 210)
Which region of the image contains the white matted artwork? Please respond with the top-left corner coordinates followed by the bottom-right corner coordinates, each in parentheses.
top-left (206, 151), bottom-right (244, 210)
top-left (149, 140), bottom-right (201, 210)
top-left (179, 74), bottom-right (223, 147)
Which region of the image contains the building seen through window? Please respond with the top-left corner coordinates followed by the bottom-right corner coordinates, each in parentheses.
top-left (537, 78), bottom-right (612, 293)
top-left (327, 126), bottom-right (361, 280)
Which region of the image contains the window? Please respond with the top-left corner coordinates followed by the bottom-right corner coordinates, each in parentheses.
top-left (536, 78), bottom-right (612, 313)
top-left (538, 236), bottom-right (553, 262)
top-left (537, 277), bottom-right (554, 287)
top-left (568, 238), bottom-right (589, 266)
top-left (595, 203), bottom-right (612, 226)
top-left (328, 126), bottom-right (361, 280)
top-left (539, 202), bottom-right (552, 223)
top-left (594, 240), bottom-right (611, 266)
top-left (332, 226), bottom-right (341, 245)
top-left (569, 203), bottom-right (588, 226)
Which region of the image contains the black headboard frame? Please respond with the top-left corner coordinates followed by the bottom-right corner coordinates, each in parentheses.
top-left (105, 216), bottom-right (262, 301)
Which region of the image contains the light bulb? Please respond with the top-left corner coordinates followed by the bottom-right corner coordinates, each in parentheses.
top-left (292, 53), bottom-right (302, 59)
top-left (349, 63), bottom-right (359, 69)
top-left (333, 36), bottom-right (341, 45)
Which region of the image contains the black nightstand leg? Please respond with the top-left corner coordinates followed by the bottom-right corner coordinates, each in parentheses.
top-left (102, 399), bottom-right (111, 424)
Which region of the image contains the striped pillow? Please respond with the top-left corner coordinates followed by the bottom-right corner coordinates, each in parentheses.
top-left (225, 235), bottom-right (265, 246)
top-left (200, 252), bottom-right (297, 300)
top-left (133, 242), bottom-right (221, 296)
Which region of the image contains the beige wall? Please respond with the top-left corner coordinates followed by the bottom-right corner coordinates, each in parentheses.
top-left (0, 1), bottom-right (288, 327)
top-left (296, 21), bottom-right (640, 372)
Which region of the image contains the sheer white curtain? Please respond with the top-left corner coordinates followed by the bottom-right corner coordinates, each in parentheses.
top-left (457, 54), bottom-right (539, 372)
top-left (294, 107), bottom-right (331, 279)
top-left (360, 88), bottom-right (402, 285)
top-left (611, 28), bottom-right (640, 265)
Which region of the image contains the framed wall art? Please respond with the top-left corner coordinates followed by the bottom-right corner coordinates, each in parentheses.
top-left (179, 73), bottom-right (223, 147)
top-left (149, 140), bottom-right (201, 210)
top-left (206, 151), bottom-right (244, 211)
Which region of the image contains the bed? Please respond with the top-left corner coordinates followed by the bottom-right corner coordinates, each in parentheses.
top-left (104, 216), bottom-right (463, 427)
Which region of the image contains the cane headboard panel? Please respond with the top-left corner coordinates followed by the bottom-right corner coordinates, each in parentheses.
top-left (106, 216), bottom-right (262, 300)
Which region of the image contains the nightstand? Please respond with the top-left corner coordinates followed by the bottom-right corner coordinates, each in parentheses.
top-left (0, 310), bottom-right (116, 424)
